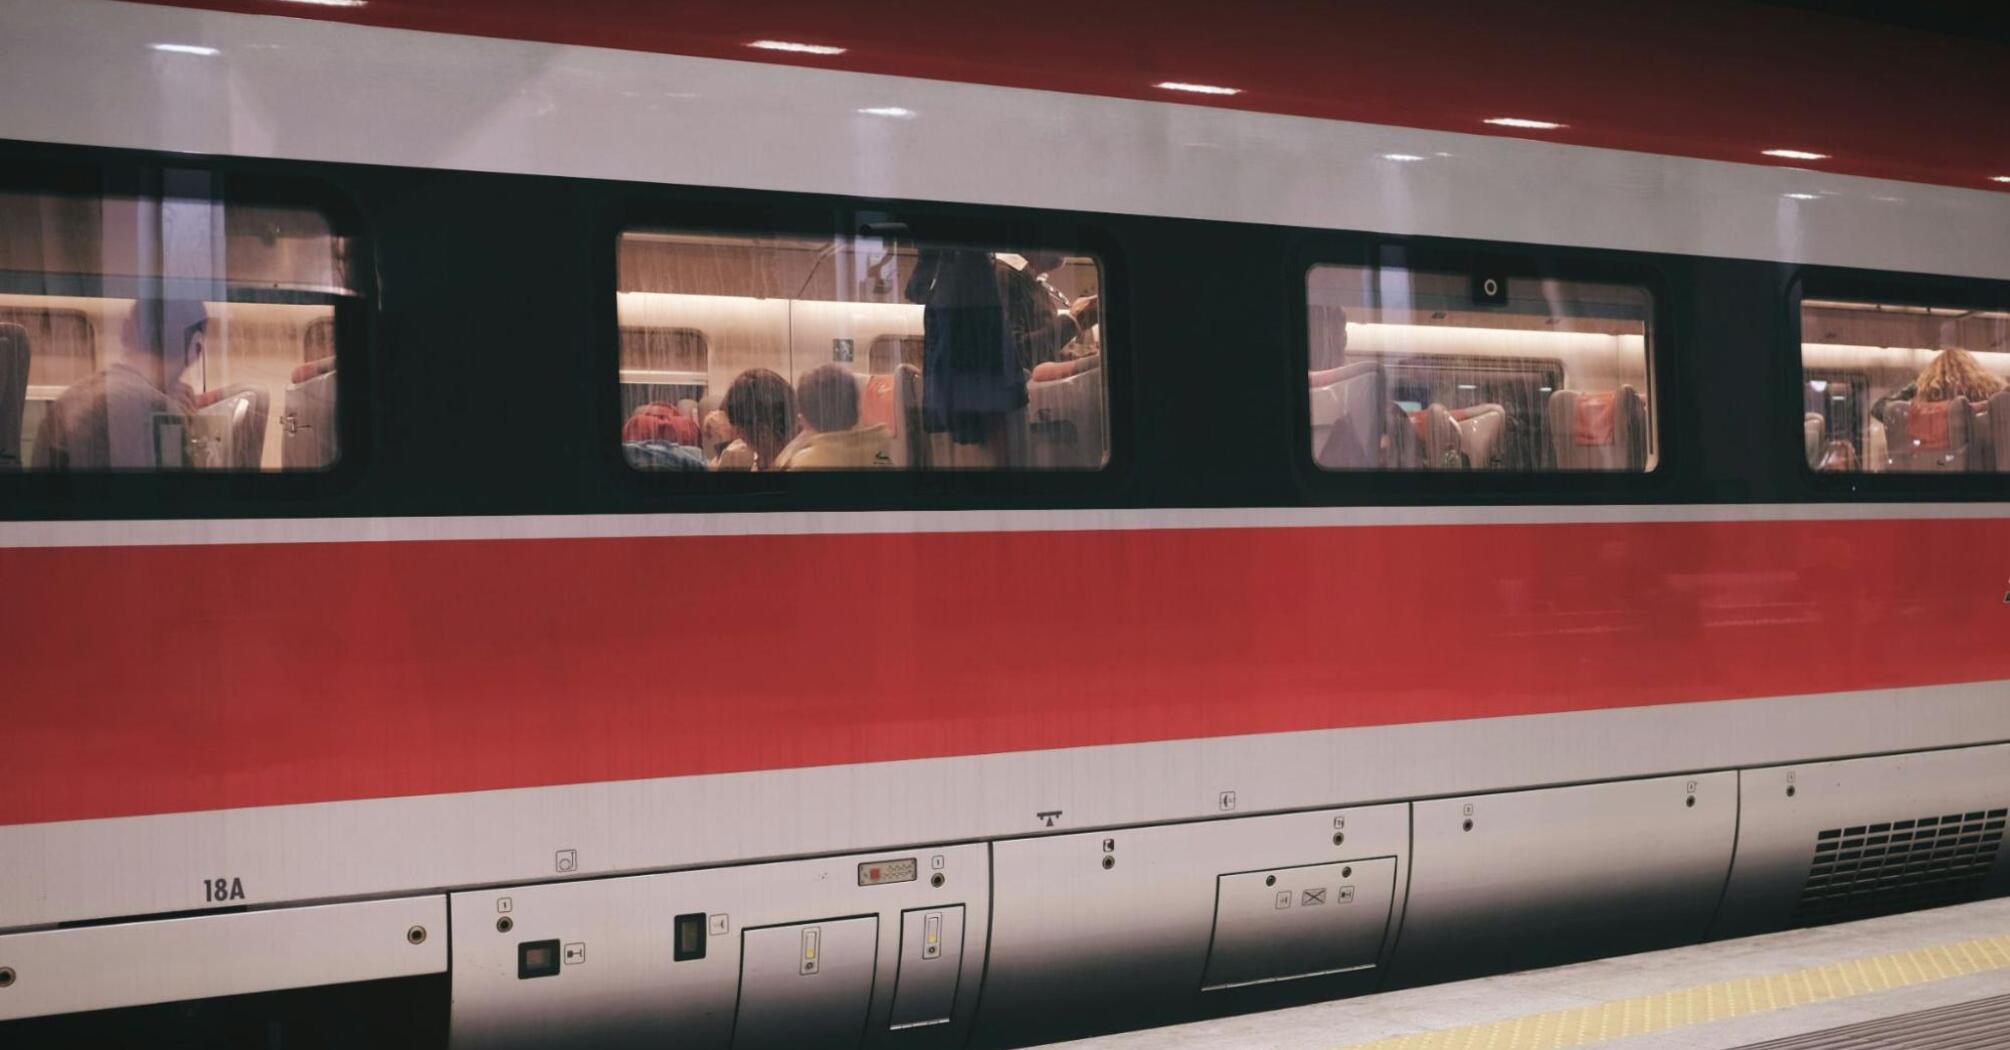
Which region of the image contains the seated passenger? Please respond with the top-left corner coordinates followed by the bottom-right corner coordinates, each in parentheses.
top-left (775, 364), bottom-right (893, 469)
top-left (620, 401), bottom-right (706, 471)
top-left (33, 297), bottom-right (206, 469)
top-left (700, 409), bottom-right (736, 464)
top-left (1872, 347), bottom-right (2006, 422)
top-left (715, 368), bottom-right (797, 471)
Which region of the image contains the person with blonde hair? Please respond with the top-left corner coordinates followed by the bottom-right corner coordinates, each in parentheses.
top-left (1872, 346), bottom-right (2007, 423)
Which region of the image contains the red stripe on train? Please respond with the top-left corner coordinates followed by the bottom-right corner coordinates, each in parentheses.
top-left (132, 0), bottom-right (2010, 193)
top-left (3, 517), bottom-right (2007, 827)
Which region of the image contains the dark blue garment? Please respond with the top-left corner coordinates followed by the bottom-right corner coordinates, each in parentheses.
top-left (906, 248), bottom-right (1026, 443)
top-left (622, 440), bottom-right (708, 471)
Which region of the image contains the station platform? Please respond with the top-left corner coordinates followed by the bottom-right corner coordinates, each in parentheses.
top-left (1045, 897), bottom-right (2010, 1050)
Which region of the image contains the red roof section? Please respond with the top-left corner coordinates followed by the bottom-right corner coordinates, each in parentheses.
top-left (134, 0), bottom-right (2010, 192)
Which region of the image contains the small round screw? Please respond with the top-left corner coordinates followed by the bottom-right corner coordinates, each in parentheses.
top-left (1102, 855), bottom-right (1116, 870)
top-left (1265, 874), bottom-right (1277, 887)
top-left (0, 966), bottom-right (15, 988)
top-left (496, 916), bottom-right (514, 934)
top-left (1342, 866), bottom-right (1352, 878)
top-left (1686, 796), bottom-right (1696, 808)
top-left (407, 925), bottom-right (428, 945)
top-left (1333, 832), bottom-right (1346, 846)
top-left (930, 872), bottom-right (946, 888)
top-left (1787, 785), bottom-right (1797, 798)
top-left (1462, 818), bottom-right (1474, 832)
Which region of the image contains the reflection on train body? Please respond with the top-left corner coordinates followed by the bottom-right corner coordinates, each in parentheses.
top-left (616, 230), bottom-right (1109, 471)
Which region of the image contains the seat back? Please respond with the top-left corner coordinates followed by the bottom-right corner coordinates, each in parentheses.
top-left (1991, 391), bottom-right (2010, 471)
top-left (857, 372), bottom-right (904, 463)
top-left (1308, 361), bottom-right (1383, 468)
top-left (190, 384), bottom-right (271, 469)
top-left (1803, 413), bottom-right (1825, 469)
top-left (892, 363), bottom-right (929, 469)
top-left (1883, 398), bottom-right (1977, 472)
top-left (1547, 386), bottom-right (1648, 470)
top-left (1027, 362), bottom-right (1107, 468)
top-left (282, 359), bottom-right (337, 469)
top-left (1452, 403), bottom-right (1508, 469)
top-left (1412, 404), bottom-right (1465, 469)
top-left (0, 323), bottom-right (26, 469)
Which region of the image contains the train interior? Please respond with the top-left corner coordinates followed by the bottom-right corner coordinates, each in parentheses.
top-left (1306, 265), bottom-right (1659, 471)
top-left (617, 230), bottom-right (1108, 470)
top-left (1801, 300), bottom-right (2010, 473)
top-left (0, 190), bottom-right (344, 471)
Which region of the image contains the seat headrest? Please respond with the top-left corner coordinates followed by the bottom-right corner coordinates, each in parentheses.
top-left (1908, 399), bottom-right (1953, 450)
top-left (291, 357), bottom-right (336, 384)
top-left (1573, 391), bottom-right (1619, 446)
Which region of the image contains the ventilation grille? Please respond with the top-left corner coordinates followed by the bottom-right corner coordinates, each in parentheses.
top-left (1734, 992), bottom-right (2010, 1049)
top-left (1794, 807), bottom-right (2006, 925)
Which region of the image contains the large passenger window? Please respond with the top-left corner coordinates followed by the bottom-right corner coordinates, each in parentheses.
top-left (1800, 298), bottom-right (2010, 474)
top-left (617, 228), bottom-right (1108, 471)
top-left (0, 175), bottom-right (352, 472)
top-left (1306, 265), bottom-right (1656, 471)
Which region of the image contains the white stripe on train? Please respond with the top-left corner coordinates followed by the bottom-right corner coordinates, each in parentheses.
top-left (1, 502), bottom-right (2007, 550)
top-left (0, 0), bottom-right (2006, 279)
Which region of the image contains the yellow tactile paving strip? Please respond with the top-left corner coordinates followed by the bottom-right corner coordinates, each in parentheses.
top-left (1335, 932), bottom-right (2010, 1050)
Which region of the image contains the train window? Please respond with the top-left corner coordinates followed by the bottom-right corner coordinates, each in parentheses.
top-left (617, 229), bottom-right (1108, 471)
top-left (1799, 299), bottom-right (2010, 474)
top-left (1306, 265), bottom-right (1656, 471)
top-left (0, 177), bottom-right (352, 472)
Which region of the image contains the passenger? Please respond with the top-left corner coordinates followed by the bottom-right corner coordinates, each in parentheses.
top-left (773, 364), bottom-right (893, 470)
top-left (1007, 251), bottom-right (1098, 369)
top-left (715, 368), bottom-right (796, 471)
top-left (620, 401), bottom-right (706, 471)
top-left (699, 409), bottom-right (736, 463)
top-left (1872, 347), bottom-right (2006, 423)
top-left (32, 297), bottom-right (206, 469)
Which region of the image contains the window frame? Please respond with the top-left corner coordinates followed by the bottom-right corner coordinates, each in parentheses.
top-left (1789, 267), bottom-right (2010, 497)
top-left (606, 189), bottom-right (1132, 501)
top-left (0, 142), bottom-right (372, 509)
top-left (1287, 231), bottom-right (1681, 504)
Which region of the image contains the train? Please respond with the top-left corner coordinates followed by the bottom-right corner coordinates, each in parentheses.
top-left (1, 0), bottom-right (2008, 1047)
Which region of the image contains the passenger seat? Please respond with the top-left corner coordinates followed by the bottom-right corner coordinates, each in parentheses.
top-left (1991, 391), bottom-right (2010, 470)
top-left (1803, 412), bottom-right (1825, 469)
top-left (282, 357), bottom-right (337, 469)
top-left (1308, 362), bottom-right (1383, 468)
top-left (191, 383), bottom-right (272, 469)
top-left (892, 363), bottom-right (929, 469)
top-left (1883, 398), bottom-right (1977, 472)
top-left (0, 323), bottom-right (26, 469)
top-left (1452, 403), bottom-right (1508, 469)
top-left (1026, 356), bottom-right (1106, 468)
top-left (1412, 404), bottom-right (1465, 469)
top-left (1547, 386), bottom-right (1648, 470)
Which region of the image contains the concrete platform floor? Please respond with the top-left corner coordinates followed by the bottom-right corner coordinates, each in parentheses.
top-left (1043, 897), bottom-right (2010, 1050)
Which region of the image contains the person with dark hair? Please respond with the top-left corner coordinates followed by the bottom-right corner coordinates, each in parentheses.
top-left (904, 245), bottom-right (1097, 465)
top-left (714, 367), bottom-right (796, 470)
top-left (774, 364), bottom-right (892, 470)
top-left (33, 296), bottom-right (207, 469)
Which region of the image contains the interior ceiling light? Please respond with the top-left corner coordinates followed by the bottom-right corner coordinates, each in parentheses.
top-left (1483, 117), bottom-right (1566, 130)
top-left (1155, 81), bottom-right (1240, 96)
top-left (1763, 149), bottom-right (1830, 161)
top-left (150, 42), bottom-right (219, 55)
top-left (748, 40), bottom-right (847, 56)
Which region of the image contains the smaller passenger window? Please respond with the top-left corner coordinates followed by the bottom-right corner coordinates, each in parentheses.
top-left (617, 228), bottom-right (1108, 471)
top-left (1305, 264), bottom-right (1656, 472)
top-left (0, 175), bottom-right (352, 472)
top-left (1800, 299), bottom-right (2010, 474)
